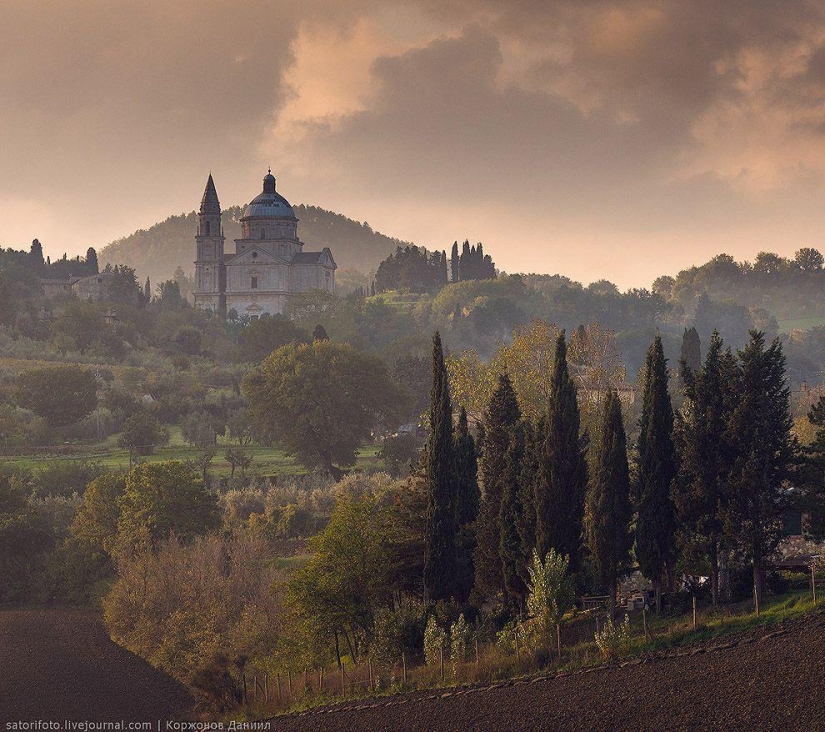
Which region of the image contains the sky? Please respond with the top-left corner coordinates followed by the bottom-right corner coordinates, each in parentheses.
top-left (4, 0), bottom-right (825, 288)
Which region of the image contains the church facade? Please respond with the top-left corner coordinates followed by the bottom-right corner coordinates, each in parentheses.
top-left (193, 171), bottom-right (336, 317)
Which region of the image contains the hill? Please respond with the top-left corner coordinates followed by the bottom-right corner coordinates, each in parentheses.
top-left (99, 204), bottom-right (414, 286)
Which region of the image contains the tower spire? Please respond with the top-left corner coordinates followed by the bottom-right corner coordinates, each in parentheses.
top-left (200, 173), bottom-right (221, 215)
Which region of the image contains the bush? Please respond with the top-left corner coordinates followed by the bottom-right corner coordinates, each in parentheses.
top-left (595, 615), bottom-right (633, 661)
top-left (424, 615), bottom-right (448, 667)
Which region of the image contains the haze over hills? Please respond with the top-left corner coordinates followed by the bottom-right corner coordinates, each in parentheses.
top-left (99, 204), bottom-right (415, 287)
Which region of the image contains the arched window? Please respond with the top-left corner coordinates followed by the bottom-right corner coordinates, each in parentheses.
top-left (206, 221), bottom-right (211, 235)
top-left (260, 229), bottom-right (266, 239)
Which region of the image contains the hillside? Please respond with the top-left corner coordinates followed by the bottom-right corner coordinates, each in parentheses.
top-left (99, 204), bottom-right (413, 286)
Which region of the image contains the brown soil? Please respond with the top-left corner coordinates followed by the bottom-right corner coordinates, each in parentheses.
top-left (272, 612), bottom-right (825, 732)
top-left (0, 608), bottom-right (194, 724)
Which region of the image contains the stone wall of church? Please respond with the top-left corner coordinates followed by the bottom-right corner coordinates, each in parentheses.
top-left (226, 263), bottom-right (289, 293)
top-left (290, 265), bottom-right (335, 292)
top-left (225, 292), bottom-right (289, 318)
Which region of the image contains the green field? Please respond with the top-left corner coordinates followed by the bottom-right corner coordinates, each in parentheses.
top-left (0, 429), bottom-right (383, 478)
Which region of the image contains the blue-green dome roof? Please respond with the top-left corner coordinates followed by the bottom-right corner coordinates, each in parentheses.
top-left (242, 171), bottom-right (296, 220)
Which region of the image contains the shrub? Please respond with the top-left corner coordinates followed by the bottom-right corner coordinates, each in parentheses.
top-left (423, 615), bottom-right (448, 667)
top-left (449, 614), bottom-right (472, 667)
top-left (595, 615), bottom-right (633, 661)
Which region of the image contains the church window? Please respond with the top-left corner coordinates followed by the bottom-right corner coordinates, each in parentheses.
top-left (251, 276), bottom-right (258, 290)
top-left (260, 229), bottom-right (265, 239)
top-left (205, 221), bottom-right (211, 235)
top-left (252, 251), bottom-right (258, 259)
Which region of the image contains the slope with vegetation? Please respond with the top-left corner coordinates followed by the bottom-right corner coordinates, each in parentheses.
top-left (98, 205), bottom-right (412, 288)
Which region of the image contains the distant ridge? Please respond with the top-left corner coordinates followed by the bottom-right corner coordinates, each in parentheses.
top-left (99, 204), bottom-right (414, 285)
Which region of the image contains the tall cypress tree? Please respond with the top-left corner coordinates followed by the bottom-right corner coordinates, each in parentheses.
top-left (585, 389), bottom-right (632, 619)
top-left (724, 331), bottom-right (794, 605)
top-left (680, 327), bottom-right (701, 374)
top-left (474, 372), bottom-right (521, 601)
top-left (499, 421), bottom-right (529, 609)
top-left (454, 407), bottom-right (480, 526)
top-left (674, 330), bottom-right (736, 605)
top-left (454, 407), bottom-right (479, 602)
top-left (535, 332), bottom-right (588, 573)
top-left (636, 335), bottom-right (677, 611)
top-left (423, 331), bottom-right (457, 602)
top-left (450, 242), bottom-right (460, 283)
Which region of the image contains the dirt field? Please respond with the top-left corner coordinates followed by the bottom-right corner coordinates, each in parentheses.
top-left (272, 611), bottom-right (825, 732)
top-left (0, 608), bottom-right (194, 724)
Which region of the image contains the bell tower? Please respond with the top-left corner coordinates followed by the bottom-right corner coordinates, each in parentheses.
top-left (194, 173), bottom-right (226, 313)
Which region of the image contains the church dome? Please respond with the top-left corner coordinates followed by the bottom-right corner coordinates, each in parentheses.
top-left (242, 170), bottom-right (296, 220)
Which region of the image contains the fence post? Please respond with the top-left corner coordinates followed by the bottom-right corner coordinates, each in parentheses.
top-left (474, 637), bottom-right (479, 670)
top-left (402, 653), bottom-right (407, 684)
top-left (277, 673), bottom-right (281, 703)
top-left (319, 667), bottom-right (323, 693)
top-left (812, 564), bottom-right (818, 605)
top-left (340, 661), bottom-right (346, 696)
top-left (754, 585), bottom-right (760, 617)
top-left (515, 630), bottom-right (520, 660)
top-left (288, 669), bottom-right (292, 698)
top-left (440, 645), bottom-right (444, 681)
top-left (264, 673), bottom-right (269, 705)
top-left (368, 657), bottom-right (373, 691)
top-left (692, 596), bottom-right (697, 631)
top-left (243, 674), bottom-right (248, 704)
top-left (643, 606), bottom-right (650, 641)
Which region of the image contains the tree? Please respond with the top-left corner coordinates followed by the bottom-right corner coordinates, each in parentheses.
top-left (453, 407), bottom-right (479, 603)
top-left (680, 327), bottom-right (701, 375)
top-left (50, 300), bottom-right (103, 354)
top-left (525, 549), bottom-right (575, 651)
top-left (236, 314), bottom-right (310, 362)
top-left (86, 247), bottom-right (99, 274)
top-left (0, 475), bottom-right (53, 603)
top-left (534, 332), bottom-right (588, 574)
top-left (795, 247), bottom-right (824, 273)
top-left (182, 410), bottom-right (219, 447)
top-left (474, 372), bottom-right (521, 601)
top-left (585, 390), bottom-right (632, 619)
top-left (30, 239), bottom-right (45, 272)
top-left (454, 408), bottom-right (480, 526)
top-left (450, 241), bottom-right (460, 283)
top-left (799, 396), bottom-right (825, 541)
top-left (115, 461), bottom-right (220, 556)
top-left (242, 340), bottom-right (404, 477)
top-left (70, 473), bottom-right (127, 558)
top-left (673, 331), bottom-right (736, 605)
top-left (636, 335), bottom-right (677, 611)
top-left (17, 365), bottom-right (97, 427)
top-left (312, 324), bottom-right (329, 342)
top-left (225, 447), bottom-right (253, 478)
top-left (174, 326), bottom-right (202, 355)
top-left (724, 331), bottom-right (795, 605)
top-left (499, 421), bottom-right (530, 608)
top-left (118, 412), bottom-right (168, 455)
top-left (287, 491), bottom-right (390, 663)
top-left (423, 332), bottom-right (457, 602)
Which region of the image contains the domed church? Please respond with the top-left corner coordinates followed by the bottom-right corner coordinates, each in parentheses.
top-left (193, 171), bottom-right (336, 317)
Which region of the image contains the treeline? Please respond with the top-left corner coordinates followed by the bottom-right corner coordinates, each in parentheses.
top-left (420, 327), bottom-right (808, 615)
top-left (658, 249), bottom-right (825, 321)
top-left (374, 240), bottom-right (497, 293)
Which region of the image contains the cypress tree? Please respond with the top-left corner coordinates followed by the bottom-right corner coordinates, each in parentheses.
top-left (423, 331), bottom-right (457, 602)
top-left (454, 407), bottom-right (480, 526)
top-left (86, 247), bottom-right (99, 275)
top-left (636, 335), bottom-right (677, 611)
top-left (673, 330), bottom-right (736, 605)
top-left (450, 241), bottom-right (460, 283)
top-left (440, 250), bottom-right (449, 286)
top-left (724, 331), bottom-right (794, 605)
top-left (29, 239), bottom-right (45, 273)
top-left (474, 372), bottom-right (521, 601)
top-left (534, 332), bottom-right (588, 573)
top-left (585, 390), bottom-right (632, 619)
top-left (499, 421), bottom-right (529, 609)
top-left (800, 396), bottom-right (825, 542)
top-left (312, 324), bottom-right (329, 342)
top-left (454, 406), bottom-right (479, 602)
top-left (680, 327), bottom-right (701, 374)
top-left (144, 277), bottom-right (151, 303)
